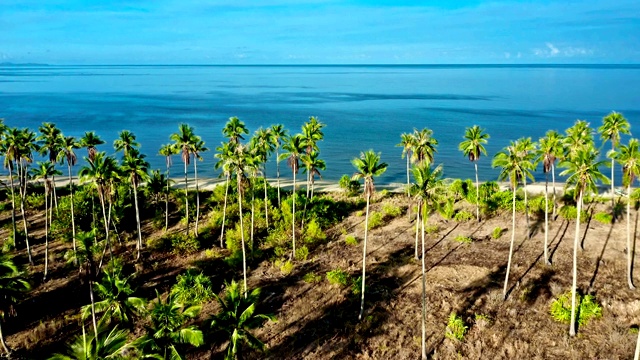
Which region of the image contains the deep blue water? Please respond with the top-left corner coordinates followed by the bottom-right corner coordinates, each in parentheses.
top-left (1, 64), bottom-right (639, 185)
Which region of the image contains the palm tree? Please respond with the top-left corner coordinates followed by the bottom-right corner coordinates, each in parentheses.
top-left (121, 151), bottom-right (149, 260)
top-left (599, 111), bottom-right (630, 202)
top-left (2, 128), bottom-right (21, 256)
top-left (300, 150), bottom-right (326, 199)
top-left (458, 125), bottom-right (489, 222)
top-left (73, 230), bottom-right (100, 339)
top-left (79, 131), bottom-right (105, 163)
top-left (145, 170), bottom-right (166, 207)
top-left (411, 128), bottom-right (438, 165)
top-left (410, 163), bottom-right (443, 359)
top-left (351, 150), bottom-right (388, 321)
top-left (230, 144), bottom-right (250, 296)
top-left (559, 148), bottom-right (608, 336)
top-left (191, 136), bottom-right (208, 236)
top-left (252, 128), bottom-right (275, 228)
top-left (170, 124), bottom-right (195, 235)
top-left (138, 292), bottom-right (204, 359)
top-left (0, 254), bottom-right (30, 355)
top-left (615, 138), bottom-right (640, 289)
top-left (50, 324), bottom-right (132, 360)
top-left (301, 117), bottom-right (325, 197)
top-left (492, 141), bottom-right (534, 300)
top-left (209, 280), bottom-right (275, 360)
top-left (30, 161), bottom-right (62, 281)
top-left (270, 124), bottom-right (288, 206)
top-left (537, 130), bottom-right (563, 264)
top-left (159, 144), bottom-right (177, 232)
top-left (113, 130), bottom-right (140, 156)
top-left (397, 132), bottom-right (416, 198)
top-left (16, 129), bottom-right (39, 264)
top-left (564, 120), bottom-right (594, 160)
top-left (279, 134), bottom-right (305, 258)
top-left (37, 122), bottom-right (63, 211)
top-left (223, 116), bottom-right (250, 145)
top-left (61, 136), bottom-right (80, 261)
top-left (215, 142), bottom-right (235, 248)
top-left (515, 137), bottom-right (537, 239)
top-left (80, 270), bottom-right (146, 326)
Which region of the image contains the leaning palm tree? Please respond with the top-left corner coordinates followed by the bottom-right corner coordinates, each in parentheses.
top-left (352, 150), bottom-right (388, 321)
top-left (410, 163), bottom-right (444, 360)
top-left (191, 136), bottom-right (208, 236)
top-left (113, 130), bottom-right (140, 156)
top-left (537, 130), bottom-right (563, 264)
top-left (16, 129), bottom-right (39, 265)
top-left (615, 138), bottom-right (640, 289)
top-left (209, 280), bottom-right (275, 360)
top-left (397, 132), bottom-right (416, 198)
top-left (79, 131), bottom-right (105, 163)
top-left (215, 142), bottom-right (236, 248)
top-left (279, 134), bottom-right (305, 258)
top-left (0, 254), bottom-right (30, 355)
top-left (492, 141), bottom-right (534, 300)
top-left (599, 111), bottom-right (630, 202)
top-left (121, 151), bottom-right (149, 261)
top-left (30, 161), bottom-right (61, 281)
top-left (61, 136), bottom-right (80, 261)
top-left (458, 125), bottom-right (489, 222)
top-left (159, 144), bottom-right (177, 232)
top-left (170, 124), bottom-right (195, 235)
top-left (270, 124), bottom-right (288, 206)
top-left (559, 148), bottom-right (608, 336)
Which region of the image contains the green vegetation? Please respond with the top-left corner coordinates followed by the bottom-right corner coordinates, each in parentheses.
top-left (326, 269), bottom-right (350, 287)
top-left (445, 313), bottom-right (468, 341)
top-left (454, 235), bottom-right (473, 244)
top-left (492, 227), bottom-right (504, 239)
top-left (171, 270), bottom-right (214, 305)
top-left (345, 235), bottom-right (358, 246)
top-left (550, 291), bottom-right (602, 326)
top-left (303, 272), bottom-right (322, 283)
top-left (454, 210), bottom-right (474, 222)
top-left (593, 211), bottom-right (613, 224)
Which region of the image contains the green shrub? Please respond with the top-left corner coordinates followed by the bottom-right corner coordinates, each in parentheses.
top-left (593, 212), bottom-right (612, 224)
top-left (25, 193), bottom-right (45, 209)
top-left (345, 235), bottom-right (358, 246)
top-left (454, 210), bottom-right (474, 222)
top-left (381, 202), bottom-right (402, 218)
top-left (225, 223), bottom-right (249, 252)
top-left (303, 272), bottom-right (322, 283)
top-left (367, 211), bottom-right (384, 230)
top-left (559, 205), bottom-right (588, 222)
top-left (491, 227), bottom-right (504, 239)
top-left (339, 174), bottom-right (361, 196)
top-left (528, 195), bottom-right (552, 214)
top-left (550, 291), bottom-right (602, 326)
top-left (224, 250), bottom-right (244, 268)
top-left (326, 269), bottom-right (350, 286)
top-left (171, 233), bottom-right (200, 255)
top-left (304, 218), bottom-right (326, 244)
top-left (445, 313), bottom-right (468, 341)
top-left (351, 276), bottom-right (363, 295)
top-left (274, 259), bottom-right (294, 275)
top-left (437, 198), bottom-right (456, 220)
top-left (295, 245), bottom-right (309, 261)
top-left (454, 235), bottom-right (472, 244)
top-left (171, 270), bottom-right (214, 305)
top-left (355, 210), bottom-right (364, 217)
top-left (425, 225), bottom-right (439, 234)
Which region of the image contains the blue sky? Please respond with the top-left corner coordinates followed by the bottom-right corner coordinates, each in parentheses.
top-left (1, 0), bottom-right (638, 64)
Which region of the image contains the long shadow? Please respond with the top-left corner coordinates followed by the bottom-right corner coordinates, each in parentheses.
top-left (507, 248), bottom-right (555, 299)
top-left (237, 245), bottom-right (416, 360)
top-left (549, 220), bottom-right (570, 263)
top-left (369, 223), bottom-right (414, 256)
top-left (580, 207), bottom-right (594, 251)
top-left (425, 224), bottom-right (459, 254)
top-left (588, 220), bottom-right (616, 292)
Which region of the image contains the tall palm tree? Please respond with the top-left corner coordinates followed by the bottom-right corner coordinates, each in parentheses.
top-left (564, 120), bottom-right (594, 160)
top-left (515, 137), bottom-right (537, 239)
top-left (352, 150), bottom-right (388, 321)
top-left (191, 136), bottom-right (208, 236)
top-left (113, 130), bottom-right (140, 156)
top-left (1, 128), bottom-right (20, 255)
top-left (0, 254), bottom-right (30, 355)
top-left (79, 131), bottom-right (105, 163)
top-left (138, 291), bottom-right (204, 359)
top-left (222, 116), bottom-right (249, 145)
top-left (537, 130), bottom-right (563, 264)
top-left (209, 280), bottom-right (275, 360)
top-left (37, 122), bottom-right (63, 211)
top-left (410, 163), bottom-right (444, 360)
top-left (301, 117), bottom-right (325, 197)
top-left (230, 143), bottom-right (250, 296)
top-left (215, 142), bottom-right (235, 248)
top-left (73, 230), bottom-right (100, 339)
top-left (170, 124), bottom-right (195, 235)
top-left (279, 135), bottom-right (305, 258)
top-left (492, 141), bottom-right (534, 300)
top-left (615, 138), bottom-right (640, 289)
top-left (30, 161), bottom-right (61, 281)
top-left (121, 151), bottom-right (149, 260)
top-left (252, 128), bottom-right (274, 228)
top-left (397, 132), bottom-right (416, 198)
top-left (270, 124), bottom-right (288, 206)
top-left (300, 150), bottom-right (326, 199)
top-left (559, 148), bottom-right (608, 336)
top-left (61, 136), bottom-right (80, 261)
top-left (16, 129), bottom-right (39, 265)
top-left (411, 128), bottom-right (438, 166)
top-left (599, 111), bottom-right (630, 202)
top-left (458, 125), bottom-right (489, 222)
top-left (159, 144), bottom-right (177, 232)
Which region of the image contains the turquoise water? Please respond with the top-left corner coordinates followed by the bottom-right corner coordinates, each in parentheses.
top-left (1, 64), bottom-right (639, 185)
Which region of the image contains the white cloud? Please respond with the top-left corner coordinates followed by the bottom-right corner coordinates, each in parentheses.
top-left (533, 43), bottom-right (592, 58)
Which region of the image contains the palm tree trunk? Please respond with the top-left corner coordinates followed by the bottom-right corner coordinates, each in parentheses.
top-left (52, 175), bottom-right (59, 213)
top-left (220, 174), bottom-right (229, 248)
top-left (44, 186), bottom-right (49, 281)
top-left (358, 194), bottom-right (371, 321)
top-left (569, 191), bottom-right (584, 337)
top-left (474, 162), bottom-right (480, 222)
top-left (503, 185), bottom-right (517, 300)
top-left (264, 166), bottom-right (269, 228)
top-left (421, 202), bottom-right (427, 360)
top-left (524, 176), bottom-right (530, 239)
top-left (552, 164), bottom-right (557, 218)
top-left (18, 163), bottom-right (32, 265)
top-left (194, 159), bottom-right (200, 237)
top-left (611, 148), bottom-right (615, 207)
top-left (0, 321), bottom-right (10, 355)
top-left (97, 192), bottom-right (113, 269)
top-left (68, 164), bottom-right (77, 263)
top-left (251, 176), bottom-right (255, 255)
top-left (292, 171), bottom-right (296, 258)
top-left (184, 160), bottom-right (189, 235)
top-left (238, 173), bottom-right (247, 298)
top-left (634, 324), bottom-right (640, 360)
top-left (89, 272), bottom-right (98, 339)
top-left (276, 149), bottom-right (281, 207)
top-left (8, 167), bottom-right (17, 249)
top-left (133, 182), bottom-right (143, 261)
top-left (414, 200), bottom-right (420, 260)
top-left (165, 165), bottom-right (170, 232)
top-left (628, 184), bottom-right (635, 289)
top-left (544, 173), bottom-right (551, 265)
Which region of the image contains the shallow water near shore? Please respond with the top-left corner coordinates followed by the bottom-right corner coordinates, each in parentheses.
top-left (1, 64), bottom-right (639, 184)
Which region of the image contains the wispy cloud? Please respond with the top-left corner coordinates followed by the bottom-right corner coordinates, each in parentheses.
top-left (533, 42), bottom-right (592, 58)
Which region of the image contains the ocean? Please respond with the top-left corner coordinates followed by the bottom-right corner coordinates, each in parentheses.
top-left (1, 64), bottom-right (639, 186)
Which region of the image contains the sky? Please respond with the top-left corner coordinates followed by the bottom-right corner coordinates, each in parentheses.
top-left (1, 0), bottom-right (639, 64)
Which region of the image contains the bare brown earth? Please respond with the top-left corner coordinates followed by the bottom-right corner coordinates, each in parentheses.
top-left (3, 189), bottom-right (640, 359)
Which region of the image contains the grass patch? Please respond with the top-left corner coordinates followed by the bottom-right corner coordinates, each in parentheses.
top-left (593, 212), bottom-right (612, 224)
top-left (345, 235), bottom-right (358, 246)
top-left (550, 291), bottom-right (602, 326)
top-left (274, 259), bottom-right (294, 275)
top-left (303, 272), bottom-right (322, 283)
top-left (491, 227), bottom-right (504, 239)
top-left (381, 202), bottom-right (402, 218)
top-left (367, 211), bottom-right (384, 230)
top-left (295, 245), bottom-right (309, 261)
top-left (454, 235), bottom-right (473, 244)
top-left (326, 269), bottom-right (350, 287)
top-left (445, 313), bottom-right (468, 341)
top-left (454, 210), bottom-right (474, 222)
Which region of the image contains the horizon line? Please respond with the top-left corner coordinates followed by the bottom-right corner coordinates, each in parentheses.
top-left (2, 62), bottom-right (640, 67)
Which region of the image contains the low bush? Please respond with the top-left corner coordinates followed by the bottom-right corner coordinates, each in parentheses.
top-left (339, 174), bottom-right (361, 196)
top-left (274, 259), bottom-right (294, 275)
top-left (171, 233), bottom-right (200, 255)
top-left (350, 276), bottom-right (363, 295)
top-left (437, 198), bottom-right (456, 220)
top-left (171, 270), bottom-right (214, 305)
top-left (454, 210), bottom-right (474, 222)
top-left (454, 235), bottom-right (473, 244)
top-left (367, 211), bottom-right (384, 230)
top-left (593, 212), bottom-right (612, 224)
top-left (303, 272), bottom-right (322, 283)
top-left (491, 227), bottom-right (504, 239)
top-left (295, 245), bottom-right (309, 261)
top-left (559, 205), bottom-right (588, 223)
top-left (381, 202), bottom-right (402, 218)
top-left (304, 218), bottom-right (326, 244)
top-left (345, 235), bottom-right (358, 246)
top-left (445, 313), bottom-right (468, 341)
top-left (326, 269), bottom-right (350, 287)
top-left (550, 291), bottom-right (602, 326)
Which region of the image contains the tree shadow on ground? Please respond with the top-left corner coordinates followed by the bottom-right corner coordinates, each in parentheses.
top-left (588, 220), bottom-right (616, 292)
top-left (549, 220), bottom-right (570, 263)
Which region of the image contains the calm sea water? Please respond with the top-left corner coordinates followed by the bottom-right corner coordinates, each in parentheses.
top-left (1, 64), bottom-right (639, 185)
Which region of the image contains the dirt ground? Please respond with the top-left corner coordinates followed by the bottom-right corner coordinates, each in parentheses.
top-left (4, 192), bottom-right (640, 359)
